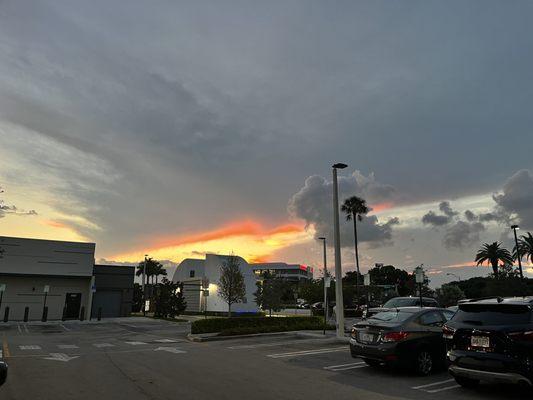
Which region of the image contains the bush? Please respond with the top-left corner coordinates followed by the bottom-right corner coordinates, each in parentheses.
top-left (191, 316), bottom-right (332, 335)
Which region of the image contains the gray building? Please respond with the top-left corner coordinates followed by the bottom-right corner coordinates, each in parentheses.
top-left (0, 236), bottom-right (134, 321)
top-left (92, 265), bottom-right (134, 318)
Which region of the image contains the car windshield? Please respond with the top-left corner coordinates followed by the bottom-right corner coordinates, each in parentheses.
top-left (454, 304), bottom-right (532, 326)
top-left (368, 310), bottom-right (413, 323)
top-left (383, 298), bottom-right (418, 308)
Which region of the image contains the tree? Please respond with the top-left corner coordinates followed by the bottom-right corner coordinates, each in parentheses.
top-left (475, 242), bottom-right (514, 277)
top-left (218, 255), bottom-right (246, 317)
top-left (515, 231), bottom-right (533, 265)
top-left (136, 258), bottom-right (166, 285)
top-left (254, 272), bottom-right (286, 316)
top-left (341, 196), bottom-right (369, 286)
top-left (153, 278), bottom-right (187, 318)
top-left (132, 283), bottom-right (143, 313)
top-left (368, 264), bottom-right (411, 296)
top-left (435, 284), bottom-right (465, 307)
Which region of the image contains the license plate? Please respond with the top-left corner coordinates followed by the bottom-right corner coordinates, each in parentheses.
top-left (471, 336), bottom-right (490, 348)
top-left (360, 333), bottom-right (374, 342)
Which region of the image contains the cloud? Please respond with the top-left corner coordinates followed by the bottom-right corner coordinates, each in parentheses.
top-left (493, 169), bottom-right (533, 229)
top-left (422, 211), bottom-right (451, 226)
top-left (0, 188), bottom-right (37, 218)
top-left (439, 201), bottom-right (458, 217)
top-left (288, 171), bottom-right (400, 248)
top-left (443, 221), bottom-right (486, 250)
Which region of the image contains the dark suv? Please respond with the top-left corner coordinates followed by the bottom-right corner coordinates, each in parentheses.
top-left (444, 297), bottom-right (533, 388)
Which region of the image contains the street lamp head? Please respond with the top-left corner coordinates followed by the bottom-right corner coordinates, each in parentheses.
top-left (317, 237), bottom-right (326, 241)
top-left (332, 163), bottom-right (348, 169)
top-left (511, 225), bottom-right (519, 230)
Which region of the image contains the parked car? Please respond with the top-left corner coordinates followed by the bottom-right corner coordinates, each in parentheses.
top-left (350, 307), bottom-right (453, 375)
top-left (0, 359), bottom-right (7, 386)
top-left (362, 297), bottom-right (440, 319)
top-left (444, 296), bottom-right (533, 388)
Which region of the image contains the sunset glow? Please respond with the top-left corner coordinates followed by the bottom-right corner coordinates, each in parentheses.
top-left (112, 220), bottom-right (314, 264)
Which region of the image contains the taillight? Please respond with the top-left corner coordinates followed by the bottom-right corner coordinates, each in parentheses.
top-left (508, 331), bottom-right (533, 342)
top-left (442, 325), bottom-right (456, 340)
top-left (382, 331), bottom-right (410, 342)
top-left (350, 327), bottom-right (357, 339)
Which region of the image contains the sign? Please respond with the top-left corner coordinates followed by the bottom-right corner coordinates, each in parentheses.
top-left (144, 300), bottom-right (150, 311)
top-left (203, 289), bottom-right (209, 297)
top-left (324, 277), bottom-right (331, 288)
top-left (364, 274), bottom-right (371, 286)
top-left (0, 284), bottom-right (5, 293)
top-left (415, 267), bottom-right (425, 284)
top-left (44, 285), bottom-right (50, 293)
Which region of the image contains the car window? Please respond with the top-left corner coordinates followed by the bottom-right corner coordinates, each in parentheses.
top-left (382, 298), bottom-right (417, 308)
top-left (423, 299), bottom-right (437, 307)
top-left (368, 310), bottom-right (413, 323)
top-left (442, 310), bottom-right (455, 321)
top-left (419, 311), bottom-right (445, 326)
top-left (455, 304), bottom-right (532, 326)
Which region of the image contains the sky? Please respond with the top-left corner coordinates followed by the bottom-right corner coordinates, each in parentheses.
top-left (1, 0), bottom-right (533, 287)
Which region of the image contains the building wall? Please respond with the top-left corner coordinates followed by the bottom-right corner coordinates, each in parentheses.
top-left (0, 236), bottom-right (95, 277)
top-left (0, 275), bottom-right (91, 321)
top-left (92, 265), bottom-right (134, 318)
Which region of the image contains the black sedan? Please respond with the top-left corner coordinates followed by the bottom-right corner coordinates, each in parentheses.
top-left (350, 307), bottom-right (454, 375)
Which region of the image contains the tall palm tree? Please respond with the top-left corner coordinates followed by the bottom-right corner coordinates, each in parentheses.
top-left (475, 242), bottom-right (514, 277)
top-left (341, 196), bottom-right (369, 284)
top-left (514, 232), bottom-right (533, 265)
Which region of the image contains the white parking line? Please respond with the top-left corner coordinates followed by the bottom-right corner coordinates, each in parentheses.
top-left (267, 346), bottom-right (347, 358)
top-left (23, 325), bottom-right (29, 334)
top-left (58, 345), bottom-right (79, 349)
top-left (19, 345), bottom-right (41, 350)
top-left (228, 339), bottom-right (328, 350)
top-left (60, 324), bottom-right (71, 332)
top-left (154, 339), bottom-right (181, 343)
top-left (125, 341), bottom-right (147, 346)
top-left (324, 362), bottom-right (367, 371)
top-left (412, 379), bottom-right (459, 393)
top-left (16, 324), bottom-right (21, 334)
top-left (93, 343), bottom-right (114, 348)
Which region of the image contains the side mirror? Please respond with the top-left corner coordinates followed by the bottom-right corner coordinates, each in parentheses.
top-left (0, 361), bottom-right (8, 386)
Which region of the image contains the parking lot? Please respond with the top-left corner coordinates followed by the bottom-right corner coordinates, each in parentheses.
top-left (0, 319), bottom-right (529, 400)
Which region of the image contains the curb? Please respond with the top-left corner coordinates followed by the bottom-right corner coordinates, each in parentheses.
top-left (187, 330), bottom-right (350, 343)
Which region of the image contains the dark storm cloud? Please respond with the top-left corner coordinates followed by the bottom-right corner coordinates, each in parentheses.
top-left (288, 172), bottom-right (400, 248)
top-left (422, 211), bottom-right (452, 227)
top-left (493, 169), bottom-right (533, 229)
top-left (1, 0), bottom-right (533, 258)
top-left (439, 201), bottom-right (458, 218)
top-left (443, 221), bottom-right (485, 250)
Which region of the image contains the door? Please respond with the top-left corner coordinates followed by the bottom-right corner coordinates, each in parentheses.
top-left (64, 293), bottom-right (82, 319)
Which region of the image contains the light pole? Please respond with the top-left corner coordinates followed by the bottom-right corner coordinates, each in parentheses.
top-left (142, 254), bottom-right (148, 316)
top-left (318, 237), bottom-right (327, 334)
top-left (332, 162), bottom-right (347, 338)
top-left (511, 225), bottom-right (524, 279)
top-left (446, 273), bottom-right (461, 282)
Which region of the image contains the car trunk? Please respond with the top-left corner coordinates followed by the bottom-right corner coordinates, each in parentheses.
top-left (355, 321), bottom-right (399, 345)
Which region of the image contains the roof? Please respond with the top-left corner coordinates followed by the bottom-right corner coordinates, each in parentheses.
top-left (460, 296), bottom-right (533, 305)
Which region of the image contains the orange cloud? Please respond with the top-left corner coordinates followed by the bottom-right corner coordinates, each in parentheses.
top-left (370, 202), bottom-right (394, 214)
top-left (42, 219), bottom-right (70, 229)
top-left (112, 220), bottom-right (314, 264)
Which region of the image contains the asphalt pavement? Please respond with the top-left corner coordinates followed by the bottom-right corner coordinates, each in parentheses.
top-left (0, 318), bottom-right (528, 400)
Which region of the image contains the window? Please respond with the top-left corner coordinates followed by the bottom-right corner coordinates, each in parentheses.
top-left (419, 311), bottom-right (445, 327)
top-left (442, 310), bottom-right (455, 321)
top-left (454, 304), bottom-right (532, 326)
top-left (189, 270), bottom-right (195, 278)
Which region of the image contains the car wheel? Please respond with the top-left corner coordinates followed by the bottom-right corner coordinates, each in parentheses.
top-left (363, 359), bottom-right (381, 368)
top-left (454, 376), bottom-right (479, 389)
top-left (414, 350), bottom-right (433, 376)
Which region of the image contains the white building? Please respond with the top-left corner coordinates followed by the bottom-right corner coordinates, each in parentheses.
top-left (251, 262), bottom-right (314, 282)
top-left (172, 254), bottom-right (259, 314)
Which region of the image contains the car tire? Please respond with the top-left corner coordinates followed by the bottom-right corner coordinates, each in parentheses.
top-left (454, 376), bottom-right (479, 389)
top-left (363, 359), bottom-right (381, 368)
top-left (414, 350), bottom-right (433, 376)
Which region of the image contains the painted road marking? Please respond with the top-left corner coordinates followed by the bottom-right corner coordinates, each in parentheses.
top-left (154, 339), bottom-right (181, 343)
top-left (125, 341), bottom-right (148, 346)
top-left (412, 379), bottom-right (460, 393)
top-left (58, 345), bottom-right (79, 349)
top-left (23, 325), bottom-right (29, 334)
top-left (154, 347), bottom-right (186, 354)
top-left (60, 324), bottom-right (71, 332)
top-left (44, 353), bottom-right (80, 362)
top-left (228, 339), bottom-right (329, 350)
top-left (267, 346), bottom-right (347, 358)
top-left (19, 345), bottom-right (41, 350)
top-left (16, 324), bottom-right (22, 334)
top-left (323, 361), bottom-right (367, 371)
top-left (93, 343), bottom-right (114, 348)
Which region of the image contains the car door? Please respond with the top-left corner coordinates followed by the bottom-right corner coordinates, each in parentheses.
top-left (418, 310), bottom-right (447, 359)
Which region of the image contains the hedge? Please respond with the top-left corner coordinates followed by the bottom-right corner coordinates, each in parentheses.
top-left (191, 316), bottom-right (333, 335)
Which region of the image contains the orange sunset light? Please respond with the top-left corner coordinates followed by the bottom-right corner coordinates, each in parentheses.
top-left (112, 220), bottom-right (314, 264)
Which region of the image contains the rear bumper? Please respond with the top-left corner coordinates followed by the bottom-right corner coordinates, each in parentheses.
top-left (349, 338), bottom-right (402, 365)
top-left (449, 365), bottom-right (532, 386)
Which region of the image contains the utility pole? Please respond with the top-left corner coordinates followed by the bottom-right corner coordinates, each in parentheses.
top-left (511, 225), bottom-right (524, 279)
top-left (332, 163), bottom-right (347, 338)
top-left (142, 254), bottom-right (148, 316)
top-left (318, 237), bottom-right (327, 334)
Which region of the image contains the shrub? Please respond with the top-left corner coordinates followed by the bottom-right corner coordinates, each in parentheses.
top-left (191, 316), bottom-right (332, 335)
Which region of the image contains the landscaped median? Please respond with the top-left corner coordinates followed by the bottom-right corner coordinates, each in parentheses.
top-left (191, 316), bottom-right (334, 337)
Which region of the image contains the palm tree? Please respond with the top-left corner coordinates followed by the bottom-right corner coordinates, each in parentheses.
top-left (514, 232), bottom-right (533, 265)
top-left (341, 196), bottom-right (369, 284)
top-left (153, 263), bottom-right (167, 284)
top-left (475, 242), bottom-right (514, 277)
